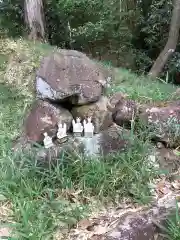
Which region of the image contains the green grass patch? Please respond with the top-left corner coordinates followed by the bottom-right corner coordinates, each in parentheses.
top-left (0, 53), bottom-right (8, 70)
top-left (156, 201), bottom-right (180, 240)
top-left (110, 68), bottom-right (178, 103)
top-left (165, 216), bottom-right (180, 240)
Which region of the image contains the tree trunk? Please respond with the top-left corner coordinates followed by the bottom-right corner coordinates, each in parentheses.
top-left (148, 0), bottom-right (180, 78)
top-left (24, 0), bottom-right (46, 42)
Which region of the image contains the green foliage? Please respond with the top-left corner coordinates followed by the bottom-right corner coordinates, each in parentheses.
top-left (166, 202), bottom-right (180, 240)
top-left (157, 201), bottom-right (180, 240)
top-left (140, 0), bottom-right (173, 51)
top-left (0, 0), bottom-right (25, 37)
top-left (0, 0), bottom-right (179, 76)
top-left (45, 0), bottom-right (135, 67)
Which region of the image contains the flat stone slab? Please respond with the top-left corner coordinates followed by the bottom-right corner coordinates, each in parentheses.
top-left (66, 192), bottom-right (178, 240)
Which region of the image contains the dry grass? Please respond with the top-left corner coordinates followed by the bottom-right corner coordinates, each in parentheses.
top-left (0, 201), bottom-right (14, 238)
top-left (0, 38), bottom-right (54, 101)
top-left (0, 201), bottom-right (13, 223)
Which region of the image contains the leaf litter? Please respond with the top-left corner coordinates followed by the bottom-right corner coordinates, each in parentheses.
top-left (54, 167), bottom-right (180, 240)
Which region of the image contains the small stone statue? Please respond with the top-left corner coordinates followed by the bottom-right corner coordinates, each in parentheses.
top-left (72, 117), bottom-right (83, 137)
top-left (83, 117), bottom-right (94, 138)
top-left (43, 132), bottom-right (54, 149)
top-left (57, 122), bottom-right (68, 143)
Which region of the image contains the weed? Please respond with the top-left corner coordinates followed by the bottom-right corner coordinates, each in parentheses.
top-left (147, 114), bottom-right (180, 147)
top-left (158, 201), bottom-right (180, 240)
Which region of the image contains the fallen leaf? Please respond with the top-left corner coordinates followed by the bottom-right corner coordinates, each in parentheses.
top-left (93, 225), bottom-right (109, 235)
top-left (0, 227), bottom-right (11, 237)
top-left (77, 219), bottom-right (92, 230)
top-left (156, 180), bottom-right (171, 196)
top-left (172, 180), bottom-right (180, 190)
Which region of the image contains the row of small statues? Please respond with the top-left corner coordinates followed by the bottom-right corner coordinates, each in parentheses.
top-left (43, 117), bottom-right (95, 149)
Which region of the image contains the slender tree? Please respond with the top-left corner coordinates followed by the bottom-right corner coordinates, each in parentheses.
top-left (148, 0), bottom-right (180, 78)
top-left (24, 0), bottom-right (46, 41)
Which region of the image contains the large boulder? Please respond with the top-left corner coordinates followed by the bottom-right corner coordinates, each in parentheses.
top-left (139, 101), bottom-right (180, 147)
top-left (36, 50), bottom-right (108, 105)
top-left (68, 191), bottom-right (177, 240)
top-left (23, 100), bottom-right (73, 143)
top-left (155, 147), bottom-right (180, 173)
top-left (71, 96), bottom-right (113, 133)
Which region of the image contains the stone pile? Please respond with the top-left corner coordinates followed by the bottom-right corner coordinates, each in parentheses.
top-left (13, 49), bottom-right (180, 166)
top-left (13, 49), bottom-right (130, 160)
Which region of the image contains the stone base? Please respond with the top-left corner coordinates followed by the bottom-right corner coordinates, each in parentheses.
top-left (84, 132), bottom-right (94, 138)
top-left (13, 125), bottom-right (130, 163)
top-left (73, 132), bottom-right (82, 137)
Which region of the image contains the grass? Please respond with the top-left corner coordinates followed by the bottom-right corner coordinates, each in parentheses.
top-left (0, 83), bottom-right (157, 239)
top-left (156, 201), bottom-right (180, 240)
top-left (165, 218), bottom-right (180, 240)
top-left (0, 38), bottom-right (178, 239)
top-left (0, 38), bottom-right (55, 101)
top-left (165, 215), bottom-right (180, 240)
top-left (109, 68), bottom-right (178, 103)
top-left (0, 37), bottom-right (178, 104)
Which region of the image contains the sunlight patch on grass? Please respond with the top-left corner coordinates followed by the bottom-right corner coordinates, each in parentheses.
top-left (110, 68), bottom-right (178, 102)
top-left (0, 38), bottom-right (54, 100)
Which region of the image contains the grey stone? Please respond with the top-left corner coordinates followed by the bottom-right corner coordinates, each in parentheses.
top-left (36, 50), bottom-right (109, 105)
top-left (139, 101), bottom-right (180, 147)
